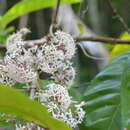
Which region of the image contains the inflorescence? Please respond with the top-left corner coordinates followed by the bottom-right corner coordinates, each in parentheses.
top-left (0, 28), bottom-right (86, 129)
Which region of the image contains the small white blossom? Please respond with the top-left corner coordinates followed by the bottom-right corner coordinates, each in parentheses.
top-left (36, 43), bottom-right (64, 74)
top-left (37, 83), bottom-right (85, 128)
top-left (35, 31), bottom-right (76, 75)
top-left (15, 123), bottom-right (44, 130)
top-left (38, 83), bottom-right (71, 109)
top-left (6, 28), bottom-right (30, 53)
top-left (53, 31), bottom-right (76, 59)
top-left (4, 29), bottom-right (37, 83)
top-left (28, 45), bottom-right (38, 55)
top-left (51, 62), bottom-right (75, 87)
top-left (0, 65), bottom-right (16, 86)
top-left (4, 55), bottom-right (37, 83)
top-left (0, 73), bottom-right (16, 86)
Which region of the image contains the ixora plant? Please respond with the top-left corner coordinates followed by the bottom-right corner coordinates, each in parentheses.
top-left (0, 28), bottom-right (86, 129)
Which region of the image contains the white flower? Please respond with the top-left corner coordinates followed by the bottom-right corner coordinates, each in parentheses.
top-left (28, 45), bottom-right (38, 55)
top-left (54, 102), bottom-right (85, 128)
top-left (37, 83), bottom-right (85, 128)
top-left (4, 29), bottom-right (37, 83)
top-left (38, 83), bottom-right (71, 109)
top-left (2, 29), bottom-right (85, 128)
top-left (36, 43), bottom-right (64, 74)
top-left (0, 73), bottom-right (16, 86)
top-left (15, 123), bottom-right (44, 130)
top-left (0, 65), bottom-right (16, 86)
top-left (74, 102), bottom-right (86, 124)
top-left (4, 55), bottom-right (37, 83)
top-left (6, 28), bottom-right (30, 53)
top-left (35, 31), bottom-right (76, 75)
top-left (51, 62), bottom-right (75, 87)
top-left (53, 31), bottom-right (76, 59)
top-left (15, 124), bottom-right (26, 130)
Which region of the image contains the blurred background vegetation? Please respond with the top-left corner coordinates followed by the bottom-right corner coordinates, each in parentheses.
top-left (2, 0), bottom-right (130, 37)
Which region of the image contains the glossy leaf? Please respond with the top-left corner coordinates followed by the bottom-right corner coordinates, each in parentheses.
top-left (121, 56), bottom-right (130, 129)
top-left (0, 84), bottom-right (71, 130)
top-left (0, 120), bottom-right (15, 130)
top-left (0, 0), bottom-right (80, 29)
top-left (69, 87), bottom-right (83, 101)
top-left (110, 32), bottom-right (130, 59)
top-left (81, 52), bottom-right (130, 130)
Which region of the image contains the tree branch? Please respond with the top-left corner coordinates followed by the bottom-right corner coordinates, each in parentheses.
top-left (51, 0), bottom-right (61, 26)
top-left (19, 36), bottom-right (130, 46)
top-left (1, 36), bottom-right (130, 51)
top-left (75, 36), bottom-right (130, 44)
top-left (107, 0), bottom-right (130, 33)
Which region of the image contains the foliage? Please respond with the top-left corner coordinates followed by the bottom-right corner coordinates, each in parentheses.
top-left (121, 56), bottom-right (130, 129)
top-left (0, 27), bottom-right (14, 43)
top-left (0, 0), bottom-right (130, 130)
top-left (81, 52), bottom-right (130, 130)
top-left (0, 0), bottom-right (80, 30)
top-left (110, 32), bottom-right (130, 59)
top-left (0, 0), bottom-right (80, 43)
top-left (0, 84), bottom-right (71, 130)
top-left (77, 24), bottom-right (86, 35)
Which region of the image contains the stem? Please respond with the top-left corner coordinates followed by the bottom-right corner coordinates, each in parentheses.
top-left (107, 0), bottom-right (130, 33)
top-left (51, 0), bottom-right (61, 26)
top-left (75, 36), bottom-right (130, 44)
top-left (1, 35), bottom-right (130, 51)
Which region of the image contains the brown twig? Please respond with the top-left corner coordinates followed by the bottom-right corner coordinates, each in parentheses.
top-left (51, 0), bottom-right (61, 26)
top-left (107, 0), bottom-right (130, 33)
top-left (75, 36), bottom-right (130, 44)
top-left (1, 36), bottom-right (130, 51)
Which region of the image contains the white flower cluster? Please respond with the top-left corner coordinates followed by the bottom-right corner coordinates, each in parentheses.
top-left (4, 55), bottom-right (37, 83)
top-left (53, 31), bottom-right (76, 59)
top-left (35, 31), bottom-right (76, 86)
top-left (36, 43), bottom-right (64, 74)
top-left (0, 28), bottom-right (86, 129)
top-left (0, 29), bottom-right (76, 87)
top-left (51, 31), bottom-right (76, 86)
top-left (51, 62), bottom-right (75, 86)
top-left (38, 83), bottom-right (71, 109)
top-left (0, 64), bottom-right (16, 86)
top-left (38, 83), bottom-right (85, 128)
top-left (1, 29), bottom-right (37, 85)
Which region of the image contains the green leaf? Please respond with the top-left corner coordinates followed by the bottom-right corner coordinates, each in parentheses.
top-left (0, 26), bottom-right (14, 43)
top-left (0, 84), bottom-right (71, 130)
top-left (121, 56), bottom-right (130, 129)
top-left (0, 0), bottom-right (80, 29)
top-left (69, 87), bottom-right (83, 102)
top-left (81, 52), bottom-right (130, 130)
top-left (110, 32), bottom-right (130, 59)
top-left (77, 24), bottom-right (86, 35)
top-left (0, 120), bottom-right (15, 130)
